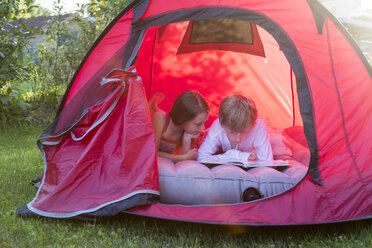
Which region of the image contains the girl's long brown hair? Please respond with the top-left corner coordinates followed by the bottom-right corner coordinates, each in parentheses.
top-left (169, 90), bottom-right (209, 126)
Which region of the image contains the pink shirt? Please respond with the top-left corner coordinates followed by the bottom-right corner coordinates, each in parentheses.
top-left (197, 118), bottom-right (273, 163)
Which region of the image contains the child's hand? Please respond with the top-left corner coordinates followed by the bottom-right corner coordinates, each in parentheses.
top-left (185, 148), bottom-right (198, 160)
top-left (248, 148), bottom-right (257, 161)
top-left (182, 133), bottom-right (200, 156)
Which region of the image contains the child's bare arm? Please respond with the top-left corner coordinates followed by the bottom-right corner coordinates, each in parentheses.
top-left (152, 112), bottom-right (197, 162)
top-left (182, 132), bottom-right (199, 154)
top-left (151, 111), bottom-right (166, 150)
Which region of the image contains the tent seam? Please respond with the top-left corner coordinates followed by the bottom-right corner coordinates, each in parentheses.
top-left (325, 19), bottom-right (364, 182)
top-left (27, 190), bottom-right (160, 218)
top-left (325, 18), bottom-right (371, 213)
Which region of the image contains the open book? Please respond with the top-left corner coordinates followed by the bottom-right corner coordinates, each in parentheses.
top-left (200, 159), bottom-right (290, 169)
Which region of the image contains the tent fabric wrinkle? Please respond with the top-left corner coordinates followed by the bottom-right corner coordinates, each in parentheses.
top-left (24, 70), bottom-right (159, 218)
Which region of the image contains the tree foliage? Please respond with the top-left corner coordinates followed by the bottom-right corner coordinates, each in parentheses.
top-left (0, 0), bottom-right (38, 121)
top-left (31, 0), bottom-right (131, 104)
top-left (1, 0), bottom-right (131, 123)
top-left (0, 0), bottom-right (38, 85)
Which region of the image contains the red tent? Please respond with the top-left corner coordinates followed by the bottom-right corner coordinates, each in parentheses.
top-left (17, 0), bottom-right (372, 224)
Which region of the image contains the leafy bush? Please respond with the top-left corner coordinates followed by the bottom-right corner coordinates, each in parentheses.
top-left (0, 0), bottom-right (39, 123)
top-left (0, 83), bottom-right (30, 123)
top-left (0, 0), bottom-right (130, 125)
top-left (0, 0), bottom-right (40, 86)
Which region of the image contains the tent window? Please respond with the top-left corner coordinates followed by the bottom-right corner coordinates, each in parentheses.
top-left (190, 19), bottom-right (253, 44)
top-left (177, 19), bottom-right (265, 57)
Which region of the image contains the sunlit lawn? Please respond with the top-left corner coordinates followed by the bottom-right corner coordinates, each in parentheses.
top-left (0, 123), bottom-right (371, 247)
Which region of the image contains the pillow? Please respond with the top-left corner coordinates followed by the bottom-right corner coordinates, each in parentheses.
top-left (262, 119), bottom-right (293, 158)
top-left (283, 134), bottom-right (310, 166)
top-left (270, 134), bottom-right (292, 157)
top-left (284, 126), bottom-right (308, 148)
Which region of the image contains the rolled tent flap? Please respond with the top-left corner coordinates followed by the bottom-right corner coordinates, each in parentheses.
top-left (18, 70), bottom-right (159, 219)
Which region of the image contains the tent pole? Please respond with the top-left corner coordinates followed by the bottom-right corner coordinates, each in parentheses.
top-left (147, 29), bottom-right (158, 99)
top-left (290, 66), bottom-right (295, 126)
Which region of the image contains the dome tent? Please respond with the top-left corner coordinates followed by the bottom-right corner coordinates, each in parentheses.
top-left (17, 0), bottom-right (372, 224)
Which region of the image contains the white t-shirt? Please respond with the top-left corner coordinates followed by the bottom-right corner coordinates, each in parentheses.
top-left (197, 118), bottom-right (273, 163)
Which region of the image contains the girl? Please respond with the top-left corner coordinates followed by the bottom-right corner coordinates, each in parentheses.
top-left (150, 90), bottom-right (209, 162)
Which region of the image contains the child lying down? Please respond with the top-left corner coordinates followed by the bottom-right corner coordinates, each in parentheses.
top-left (198, 95), bottom-right (273, 201)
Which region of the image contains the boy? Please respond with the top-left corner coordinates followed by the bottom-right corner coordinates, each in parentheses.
top-left (197, 95), bottom-right (272, 201)
top-left (197, 95), bottom-right (273, 163)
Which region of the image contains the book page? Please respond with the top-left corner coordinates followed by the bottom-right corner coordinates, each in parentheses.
top-left (200, 160), bottom-right (290, 168)
top-left (242, 159), bottom-right (290, 168)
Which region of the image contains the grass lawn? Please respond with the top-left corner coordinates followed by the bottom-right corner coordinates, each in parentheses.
top-left (0, 123), bottom-right (371, 247)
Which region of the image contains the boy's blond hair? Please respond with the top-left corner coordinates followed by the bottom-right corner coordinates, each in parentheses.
top-left (218, 95), bottom-right (257, 132)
